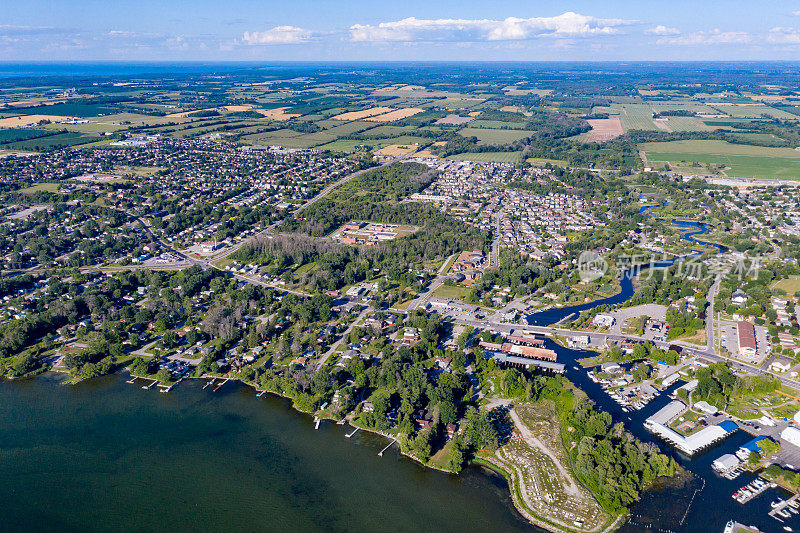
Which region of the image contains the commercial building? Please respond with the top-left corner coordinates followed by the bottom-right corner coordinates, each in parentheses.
top-left (781, 426), bottom-right (800, 448)
top-left (737, 320), bottom-right (757, 357)
top-left (712, 453), bottom-right (741, 473)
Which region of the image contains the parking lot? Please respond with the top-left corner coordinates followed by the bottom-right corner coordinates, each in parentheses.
top-left (719, 321), bottom-right (771, 365)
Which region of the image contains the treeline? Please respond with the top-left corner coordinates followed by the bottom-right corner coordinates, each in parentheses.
top-left (234, 217), bottom-right (489, 293)
top-left (281, 162), bottom-right (439, 236)
top-left (688, 362), bottom-right (779, 408)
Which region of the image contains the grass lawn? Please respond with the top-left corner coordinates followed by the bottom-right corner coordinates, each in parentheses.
top-left (19, 182), bottom-right (60, 193)
top-left (428, 439), bottom-right (456, 471)
top-left (640, 140), bottom-right (800, 179)
top-left (458, 127), bottom-right (533, 145)
top-left (773, 275), bottom-right (800, 295)
top-left (446, 151), bottom-right (522, 163)
top-left (432, 284), bottom-right (472, 300)
top-left (526, 157), bottom-right (569, 167)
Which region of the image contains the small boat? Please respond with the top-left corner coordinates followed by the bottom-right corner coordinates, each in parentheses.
top-left (772, 498), bottom-right (785, 508)
top-left (724, 521), bottom-right (734, 533)
top-left (783, 526), bottom-right (792, 532)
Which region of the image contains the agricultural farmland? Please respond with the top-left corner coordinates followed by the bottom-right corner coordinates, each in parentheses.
top-left (640, 140), bottom-right (800, 179)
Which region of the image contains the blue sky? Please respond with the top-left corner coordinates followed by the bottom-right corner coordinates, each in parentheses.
top-left (3, 0), bottom-right (800, 61)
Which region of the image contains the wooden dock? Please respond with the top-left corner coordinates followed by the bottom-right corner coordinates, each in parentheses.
top-left (378, 437), bottom-right (397, 457)
top-left (212, 378), bottom-right (228, 392)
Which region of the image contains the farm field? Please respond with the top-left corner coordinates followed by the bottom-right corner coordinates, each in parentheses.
top-left (1, 131), bottom-right (96, 150)
top-left (584, 117), bottom-right (623, 141)
top-left (446, 151), bottom-right (522, 163)
top-left (374, 144), bottom-right (418, 156)
top-left (316, 139), bottom-right (373, 152)
top-left (614, 103), bottom-right (659, 131)
top-left (468, 119), bottom-right (527, 129)
top-left (458, 127), bottom-right (533, 145)
top-left (0, 128), bottom-right (52, 143)
top-left (434, 114), bottom-right (475, 125)
top-left (640, 140), bottom-right (800, 179)
top-left (658, 116), bottom-right (713, 132)
top-left (331, 107), bottom-right (393, 121)
top-left (0, 114), bottom-right (76, 127)
top-left (8, 103), bottom-right (118, 116)
top-left (364, 107), bottom-right (425, 122)
top-left (710, 104), bottom-right (799, 120)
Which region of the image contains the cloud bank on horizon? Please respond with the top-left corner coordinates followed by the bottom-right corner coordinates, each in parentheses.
top-left (3, 5), bottom-right (800, 61)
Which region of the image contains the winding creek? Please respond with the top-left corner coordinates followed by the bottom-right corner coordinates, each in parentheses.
top-left (524, 209), bottom-right (791, 532)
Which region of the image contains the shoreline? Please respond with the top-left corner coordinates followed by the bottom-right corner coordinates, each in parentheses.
top-left (50, 368), bottom-right (637, 533)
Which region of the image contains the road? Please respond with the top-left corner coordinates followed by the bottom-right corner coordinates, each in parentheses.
top-left (406, 252), bottom-right (456, 311)
top-left (706, 274), bottom-right (721, 353)
top-left (315, 307), bottom-right (371, 370)
top-left (448, 313), bottom-right (800, 390)
top-left (490, 210), bottom-right (502, 268)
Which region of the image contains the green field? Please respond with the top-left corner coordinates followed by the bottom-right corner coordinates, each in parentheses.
top-left (2, 132), bottom-right (96, 151)
top-left (711, 104), bottom-right (799, 120)
top-left (641, 140), bottom-right (800, 179)
top-left (659, 116), bottom-right (713, 132)
top-left (526, 157), bottom-right (569, 167)
top-left (317, 139), bottom-right (373, 152)
top-left (11, 103), bottom-right (119, 117)
top-left (458, 127), bottom-right (533, 145)
top-left (432, 284), bottom-right (472, 300)
top-left (773, 276), bottom-right (800, 295)
top-left (447, 151), bottom-right (522, 163)
top-left (613, 103), bottom-right (659, 131)
top-left (468, 119), bottom-right (527, 129)
top-left (19, 182), bottom-right (60, 193)
top-left (0, 128), bottom-right (52, 143)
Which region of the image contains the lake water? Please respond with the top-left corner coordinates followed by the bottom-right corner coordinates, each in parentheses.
top-left (0, 210), bottom-right (775, 533)
top-left (0, 373), bottom-right (540, 533)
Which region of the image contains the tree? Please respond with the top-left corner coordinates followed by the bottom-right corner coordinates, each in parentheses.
top-left (448, 439), bottom-right (465, 473)
top-left (155, 368), bottom-right (171, 383)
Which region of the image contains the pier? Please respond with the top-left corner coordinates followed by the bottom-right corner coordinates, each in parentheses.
top-left (346, 427), bottom-right (359, 438)
top-left (378, 437), bottom-right (397, 457)
top-left (202, 379), bottom-right (214, 390)
top-left (314, 417), bottom-right (321, 430)
top-left (769, 494), bottom-right (800, 522)
top-left (555, 312), bottom-right (576, 325)
top-left (212, 378), bottom-right (228, 392)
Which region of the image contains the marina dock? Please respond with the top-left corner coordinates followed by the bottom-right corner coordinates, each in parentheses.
top-left (769, 494), bottom-right (800, 522)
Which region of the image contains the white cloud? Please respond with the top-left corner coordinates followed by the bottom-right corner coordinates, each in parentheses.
top-left (242, 26), bottom-right (312, 45)
top-left (793, 10), bottom-right (800, 16)
top-left (767, 27), bottom-right (800, 44)
top-left (349, 12), bottom-right (635, 42)
top-left (658, 29), bottom-right (752, 45)
top-left (646, 25), bottom-right (680, 36)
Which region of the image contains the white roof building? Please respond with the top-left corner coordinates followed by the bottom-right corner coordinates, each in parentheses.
top-left (781, 426), bottom-right (800, 448)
